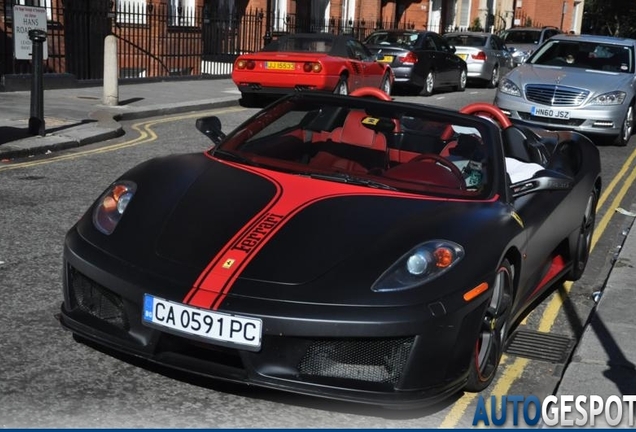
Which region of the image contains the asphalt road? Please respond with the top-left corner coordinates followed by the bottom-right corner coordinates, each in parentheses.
top-left (1, 88), bottom-right (636, 427)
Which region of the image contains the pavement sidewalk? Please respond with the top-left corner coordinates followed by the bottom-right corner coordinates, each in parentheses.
top-left (1, 78), bottom-right (634, 422)
top-left (0, 77), bottom-right (240, 160)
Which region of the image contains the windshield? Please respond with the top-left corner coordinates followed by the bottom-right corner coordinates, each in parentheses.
top-left (528, 40), bottom-right (634, 73)
top-left (444, 35), bottom-right (487, 47)
top-left (263, 35), bottom-right (334, 53)
top-left (212, 96), bottom-right (497, 200)
top-left (364, 32), bottom-right (418, 47)
top-left (501, 30), bottom-right (541, 44)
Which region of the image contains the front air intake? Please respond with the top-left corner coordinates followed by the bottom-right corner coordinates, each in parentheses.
top-left (298, 337), bottom-right (414, 385)
top-left (68, 266), bottom-right (129, 331)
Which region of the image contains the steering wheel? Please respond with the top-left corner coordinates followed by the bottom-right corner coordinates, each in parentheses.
top-left (459, 103), bottom-right (512, 129)
top-left (407, 153), bottom-right (466, 190)
top-left (350, 87), bottom-right (392, 101)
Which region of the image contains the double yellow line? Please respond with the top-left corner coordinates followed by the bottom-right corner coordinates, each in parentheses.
top-left (0, 107), bottom-right (245, 173)
top-left (441, 144), bottom-right (636, 427)
top-left (4, 110), bottom-right (635, 425)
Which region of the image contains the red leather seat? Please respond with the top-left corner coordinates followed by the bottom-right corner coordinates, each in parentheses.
top-left (329, 111), bottom-right (388, 152)
top-left (309, 110), bottom-right (388, 173)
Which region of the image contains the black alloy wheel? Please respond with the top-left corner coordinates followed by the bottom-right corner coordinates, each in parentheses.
top-left (464, 259), bottom-right (514, 392)
top-left (567, 188), bottom-right (598, 281)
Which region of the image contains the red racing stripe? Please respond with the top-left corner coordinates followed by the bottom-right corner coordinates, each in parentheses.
top-left (183, 159), bottom-right (493, 310)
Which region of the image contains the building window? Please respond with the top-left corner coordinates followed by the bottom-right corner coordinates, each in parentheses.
top-left (341, 0), bottom-right (355, 32)
top-left (272, 0), bottom-right (288, 32)
top-left (459, 0), bottom-right (470, 29)
top-left (117, 0), bottom-right (147, 25)
top-left (169, 0), bottom-right (195, 27)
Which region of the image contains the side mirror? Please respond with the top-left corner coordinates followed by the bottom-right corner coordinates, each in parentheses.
top-left (196, 116), bottom-right (226, 146)
top-left (511, 170), bottom-right (573, 198)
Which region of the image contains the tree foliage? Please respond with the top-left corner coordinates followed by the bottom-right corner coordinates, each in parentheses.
top-left (583, 0), bottom-right (636, 37)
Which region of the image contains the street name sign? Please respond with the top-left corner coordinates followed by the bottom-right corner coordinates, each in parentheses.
top-left (13, 5), bottom-right (48, 60)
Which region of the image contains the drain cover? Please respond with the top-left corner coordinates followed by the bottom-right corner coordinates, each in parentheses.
top-left (505, 330), bottom-right (575, 363)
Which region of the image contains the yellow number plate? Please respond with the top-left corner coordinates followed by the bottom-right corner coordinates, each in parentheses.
top-left (379, 55), bottom-right (394, 63)
top-left (457, 54), bottom-right (468, 61)
top-left (266, 61), bottom-right (295, 70)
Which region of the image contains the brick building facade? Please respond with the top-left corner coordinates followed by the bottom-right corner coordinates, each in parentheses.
top-left (0, 0), bottom-right (585, 85)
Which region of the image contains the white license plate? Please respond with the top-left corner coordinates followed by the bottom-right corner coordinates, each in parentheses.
top-left (142, 294), bottom-right (262, 351)
top-left (531, 106), bottom-right (570, 119)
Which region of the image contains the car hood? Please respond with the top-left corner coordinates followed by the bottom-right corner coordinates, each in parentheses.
top-left (507, 64), bottom-right (635, 95)
top-left (77, 154), bottom-right (508, 307)
top-left (154, 159), bottom-right (448, 284)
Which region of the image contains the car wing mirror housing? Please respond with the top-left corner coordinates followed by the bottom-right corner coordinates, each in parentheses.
top-left (511, 170), bottom-right (574, 198)
top-left (196, 115), bottom-right (226, 146)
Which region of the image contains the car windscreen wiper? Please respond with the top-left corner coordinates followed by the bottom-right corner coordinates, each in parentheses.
top-left (305, 172), bottom-right (397, 190)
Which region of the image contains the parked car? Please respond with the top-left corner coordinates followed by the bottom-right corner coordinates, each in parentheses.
top-left (494, 34), bottom-right (636, 146)
top-left (500, 26), bottom-right (562, 66)
top-left (59, 87), bottom-right (601, 408)
top-left (231, 33), bottom-right (393, 105)
top-left (363, 29), bottom-right (467, 96)
top-left (443, 31), bottom-right (513, 88)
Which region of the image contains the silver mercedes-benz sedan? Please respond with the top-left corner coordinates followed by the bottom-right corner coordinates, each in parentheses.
top-left (494, 34), bottom-right (636, 146)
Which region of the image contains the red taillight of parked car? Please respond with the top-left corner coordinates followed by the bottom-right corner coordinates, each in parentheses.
top-left (303, 62), bottom-right (323, 73)
top-left (235, 59), bottom-right (256, 70)
top-left (398, 51), bottom-right (418, 65)
top-left (471, 51), bottom-right (487, 61)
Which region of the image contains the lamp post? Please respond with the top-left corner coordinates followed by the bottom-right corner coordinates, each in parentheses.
top-left (28, 29), bottom-right (47, 136)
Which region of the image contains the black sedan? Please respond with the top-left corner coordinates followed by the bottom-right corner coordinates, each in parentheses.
top-left (59, 87), bottom-right (600, 408)
top-left (364, 30), bottom-right (467, 96)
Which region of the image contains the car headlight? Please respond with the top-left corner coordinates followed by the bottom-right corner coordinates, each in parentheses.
top-left (590, 91), bottom-right (626, 106)
top-left (371, 240), bottom-right (465, 292)
top-left (499, 78), bottom-right (522, 97)
top-left (93, 181), bottom-right (137, 235)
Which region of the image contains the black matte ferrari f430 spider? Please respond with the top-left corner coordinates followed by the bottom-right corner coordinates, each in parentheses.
top-left (59, 87), bottom-right (601, 408)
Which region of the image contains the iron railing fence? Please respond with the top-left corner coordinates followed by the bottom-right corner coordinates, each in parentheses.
top-left (0, 0), bottom-right (447, 84)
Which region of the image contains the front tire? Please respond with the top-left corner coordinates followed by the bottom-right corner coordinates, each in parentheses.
top-left (464, 259), bottom-right (513, 392)
top-left (456, 68), bottom-right (467, 92)
top-left (421, 71), bottom-right (435, 96)
top-left (486, 65), bottom-right (499, 89)
top-left (614, 104), bottom-right (633, 146)
top-left (380, 72), bottom-right (392, 96)
top-left (567, 189), bottom-right (598, 281)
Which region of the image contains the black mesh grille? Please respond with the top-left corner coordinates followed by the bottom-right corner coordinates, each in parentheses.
top-left (298, 337), bottom-right (414, 384)
top-left (525, 84), bottom-right (589, 106)
top-left (68, 266), bottom-right (129, 331)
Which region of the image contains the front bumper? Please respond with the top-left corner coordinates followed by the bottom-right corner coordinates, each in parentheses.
top-left (494, 92), bottom-right (628, 137)
top-left (59, 226), bottom-right (488, 408)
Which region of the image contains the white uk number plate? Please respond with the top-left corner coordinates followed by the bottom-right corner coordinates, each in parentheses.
top-left (531, 106), bottom-right (570, 119)
top-left (142, 294), bottom-right (262, 351)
